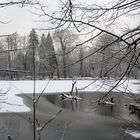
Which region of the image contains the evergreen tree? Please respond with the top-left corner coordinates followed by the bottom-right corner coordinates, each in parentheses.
top-left (39, 33), bottom-right (58, 78)
top-left (26, 29), bottom-right (39, 72)
top-left (39, 33), bottom-right (49, 77)
top-left (46, 32), bottom-right (58, 77)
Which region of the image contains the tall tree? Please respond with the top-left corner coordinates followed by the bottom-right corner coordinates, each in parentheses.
top-left (26, 29), bottom-right (39, 73)
top-left (39, 33), bottom-right (58, 78)
top-left (39, 33), bottom-right (48, 78)
top-left (54, 29), bottom-right (77, 78)
top-left (0, 41), bottom-right (7, 69)
top-left (46, 32), bottom-right (58, 78)
top-left (15, 51), bottom-right (25, 70)
top-left (79, 47), bottom-right (84, 77)
top-left (95, 33), bottom-right (119, 78)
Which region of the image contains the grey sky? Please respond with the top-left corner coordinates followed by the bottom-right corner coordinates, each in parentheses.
top-left (0, 0), bottom-right (58, 35)
top-left (0, 6), bottom-right (33, 35)
top-left (0, 0), bottom-right (139, 36)
top-left (0, 7), bottom-right (37, 35)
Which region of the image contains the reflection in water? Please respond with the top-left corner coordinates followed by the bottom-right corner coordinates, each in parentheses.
top-left (0, 92), bottom-right (139, 140)
top-left (62, 100), bottom-right (78, 111)
top-left (0, 115), bottom-right (33, 140)
top-left (0, 116), bottom-right (20, 140)
top-left (45, 92), bottom-right (140, 121)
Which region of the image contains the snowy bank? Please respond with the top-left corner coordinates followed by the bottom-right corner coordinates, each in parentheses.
top-left (0, 79), bottom-right (140, 113)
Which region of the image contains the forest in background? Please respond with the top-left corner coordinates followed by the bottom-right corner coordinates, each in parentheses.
top-left (0, 28), bottom-right (139, 80)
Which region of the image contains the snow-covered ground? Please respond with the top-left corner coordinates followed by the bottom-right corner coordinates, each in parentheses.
top-left (125, 130), bottom-right (140, 138)
top-left (0, 79), bottom-right (140, 113)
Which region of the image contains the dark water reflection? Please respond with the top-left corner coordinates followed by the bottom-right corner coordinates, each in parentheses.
top-left (45, 92), bottom-right (140, 122)
top-left (0, 92), bottom-right (140, 140)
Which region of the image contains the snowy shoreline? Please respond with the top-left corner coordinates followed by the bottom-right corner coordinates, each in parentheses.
top-left (0, 79), bottom-right (140, 113)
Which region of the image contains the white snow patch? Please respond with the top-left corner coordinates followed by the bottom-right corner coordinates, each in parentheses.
top-left (60, 93), bottom-right (82, 100)
top-left (125, 130), bottom-right (140, 138)
top-left (103, 101), bottom-right (115, 105)
top-left (0, 79), bottom-right (139, 113)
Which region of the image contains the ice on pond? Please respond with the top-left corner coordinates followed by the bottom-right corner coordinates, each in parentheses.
top-left (125, 130), bottom-right (140, 138)
top-left (0, 79), bottom-right (140, 113)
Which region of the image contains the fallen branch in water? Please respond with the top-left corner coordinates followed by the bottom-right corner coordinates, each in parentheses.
top-left (36, 109), bottom-right (63, 132)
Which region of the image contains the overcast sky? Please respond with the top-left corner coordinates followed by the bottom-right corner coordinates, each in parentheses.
top-left (0, 6), bottom-right (36, 35)
top-left (0, 0), bottom-right (139, 36)
top-left (0, 0), bottom-right (58, 35)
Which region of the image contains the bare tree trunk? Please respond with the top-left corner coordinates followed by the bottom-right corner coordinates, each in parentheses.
top-left (7, 38), bottom-right (12, 80)
top-left (61, 39), bottom-right (67, 78)
top-left (56, 64), bottom-right (60, 79)
top-left (79, 48), bottom-right (84, 77)
top-left (63, 54), bottom-right (66, 78)
top-left (100, 53), bottom-right (105, 78)
top-left (32, 40), bottom-right (36, 140)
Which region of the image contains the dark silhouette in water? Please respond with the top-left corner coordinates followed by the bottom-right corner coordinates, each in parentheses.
top-left (7, 135), bottom-right (14, 140)
top-left (110, 97), bottom-right (115, 103)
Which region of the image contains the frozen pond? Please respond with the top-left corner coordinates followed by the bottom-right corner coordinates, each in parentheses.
top-left (0, 92), bottom-right (140, 140)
